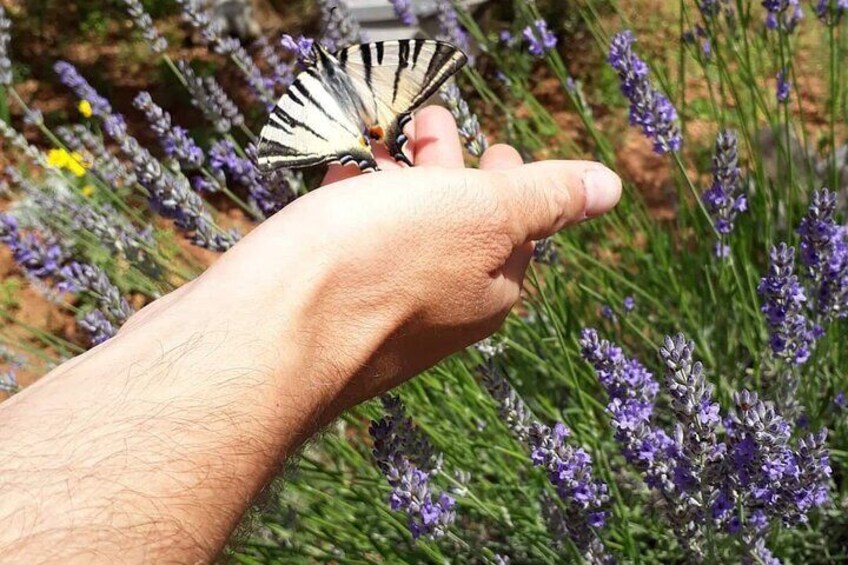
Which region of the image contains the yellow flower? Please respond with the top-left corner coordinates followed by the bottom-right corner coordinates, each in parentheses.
top-left (81, 184), bottom-right (96, 197)
top-left (78, 100), bottom-right (93, 118)
top-left (46, 148), bottom-right (69, 169)
top-left (66, 152), bottom-right (88, 177)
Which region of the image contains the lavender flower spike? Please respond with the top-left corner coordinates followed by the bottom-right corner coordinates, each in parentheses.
top-left (176, 0), bottom-right (274, 107)
top-left (440, 82), bottom-right (488, 157)
top-left (133, 92), bottom-right (204, 170)
top-left (79, 309), bottom-right (118, 345)
top-left (480, 364), bottom-right (610, 560)
top-left (121, 0), bottom-right (167, 53)
top-left (0, 214), bottom-right (66, 279)
top-left (579, 329), bottom-right (672, 487)
top-left (608, 31), bottom-right (682, 155)
top-left (177, 61), bottom-right (244, 134)
top-left (58, 262), bottom-right (134, 327)
top-left (390, 0), bottom-right (418, 26)
top-left (369, 395), bottom-right (455, 540)
top-left (797, 188), bottom-right (848, 320)
top-left (758, 243), bottom-right (817, 364)
top-left (53, 61), bottom-right (114, 118)
top-left (0, 6), bottom-right (12, 85)
top-left (522, 19), bottom-right (557, 58)
top-left (104, 113), bottom-right (240, 252)
top-left (318, 0), bottom-right (365, 52)
top-left (253, 36), bottom-right (294, 91)
top-left (703, 130), bottom-right (746, 236)
top-left (280, 34), bottom-right (315, 63)
top-left (436, 0), bottom-right (472, 64)
top-left (211, 140), bottom-right (294, 217)
top-left (529, 422), bottom-right (610, 557)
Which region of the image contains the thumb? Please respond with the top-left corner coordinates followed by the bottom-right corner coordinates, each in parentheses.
top-left (494, 161), bottom-right (622, 243)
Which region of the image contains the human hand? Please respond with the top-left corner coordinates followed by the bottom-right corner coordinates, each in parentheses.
top-left (155, 105), bottom-right (622, 418)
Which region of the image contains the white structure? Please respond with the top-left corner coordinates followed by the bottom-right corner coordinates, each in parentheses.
top-left (342, 0), bottom-right (488, 41)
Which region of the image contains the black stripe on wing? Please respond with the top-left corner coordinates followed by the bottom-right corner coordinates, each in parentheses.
top-left (360, 44), bottom-right (373, 89)
top-left (271, 106), bottom-right (328, 141)
top-left (409, 42), bottom-right (467, 109)
top-left (391, 39), bottom-right (411, 104)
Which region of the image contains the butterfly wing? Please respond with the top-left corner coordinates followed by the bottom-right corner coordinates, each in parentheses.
top-left (256, 50), bottom-right (378, 173)
top-left (335, 40), bottom-right (468, 165)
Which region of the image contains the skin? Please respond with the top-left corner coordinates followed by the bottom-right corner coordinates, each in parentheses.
top-left (0, 107), bottom-right (621, 563)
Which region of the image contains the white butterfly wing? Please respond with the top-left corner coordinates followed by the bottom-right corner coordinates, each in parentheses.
top-left (257, 51), bottom-right (377, 173)
top-left (336, 40), bottom-right (468, 163)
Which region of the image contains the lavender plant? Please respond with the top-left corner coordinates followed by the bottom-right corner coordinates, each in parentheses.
top-left (608, 31), bottom-right (682, 155)
top-left (2, 0), bottom-right (848, 562)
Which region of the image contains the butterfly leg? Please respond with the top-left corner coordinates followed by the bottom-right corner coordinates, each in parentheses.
top-left (385, 113), bottom-right (414, 167)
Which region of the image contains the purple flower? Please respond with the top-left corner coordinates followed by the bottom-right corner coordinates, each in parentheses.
top-left (608, 31), bottom-right (682, 155)
top-left (280, 34), bottom-right (315, 62)
top-left (582, 330), bottom-right (831, 559)
top-left (499, 30), bottom-right (513, 44)
top-left (714, 242), bottom-right (731, 259)
top-left (177, 60), bottom-right (244, 134)
top-left (134, 92), bottom-right (204, 170)
top-left (176, 0), bottom-right (274, 107)
top-left (703, 130), bottom-right (746, 236)
top-left (480, 363), bottom-right (609, 559)
top-left (210, 140), bottom-right (294, 217)
top-left (369, 395), bottom-right (455, 540)
top-left (318, 0), bottom-right (365, 52)
top-left (54, 61), bottom-right (114, 118)
top-left (601, 304), bottom-right (617, 322)
top-left (389, 0), bottom-right (417, 26)
top-left (529, 421), bottom-right (610, 555)
top-left (835, 392), bottom-right (846, 409)
top-left (758, 244), bottom-right (818, 364)
top-left (58, 262), bottom-right (134, 326)
top-left (120, 0), bottom-right (167, 53)
top-left (776, 69), bottom-right (791, 103)
top-left (436, 0), bottom-right (472, 63)
top-left (522, 19), bottom-right (557, 57)
top-left (579, 330), bottom-right (666, 469)
top-left (78, 309), bottom-right (118, 345)
top-left (104, 113), bottom-right (240, 252)
top-left (797, 189), bottom-right (848, 320)
top-left (0, 6), bottom-right (12, 85)
top-left (727, 391), bottom-right (830, 524)
top-left (253, 37), bottom-right (294, 92)
top-left (0, 214), bottom-right (66, 279)
top-left (816, 0), bottom-right (848, 24)
top-left (623, 296), bottom-right (636, 313)
top-left (763, 0), bottom-right (804, 31)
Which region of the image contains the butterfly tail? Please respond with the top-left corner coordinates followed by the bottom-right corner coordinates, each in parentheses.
top-left (385, 112), bottom-right (413, 167)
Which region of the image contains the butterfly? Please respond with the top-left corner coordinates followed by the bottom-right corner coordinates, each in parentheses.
top-left (256, 39), bottom-right (468, 174)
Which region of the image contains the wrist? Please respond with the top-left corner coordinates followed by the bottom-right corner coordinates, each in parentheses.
top-left (132, 238), bottom-right (393, 437)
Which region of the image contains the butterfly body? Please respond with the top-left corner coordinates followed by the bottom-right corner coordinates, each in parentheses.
top-left (257, 39), bottom-right (467, 173)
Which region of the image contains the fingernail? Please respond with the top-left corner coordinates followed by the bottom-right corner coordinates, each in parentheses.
top-left (582, 167), bottom-right (622, 217)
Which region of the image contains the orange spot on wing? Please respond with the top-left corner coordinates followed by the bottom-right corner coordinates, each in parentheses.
top-left (368, 125), bottom-right (385, 141)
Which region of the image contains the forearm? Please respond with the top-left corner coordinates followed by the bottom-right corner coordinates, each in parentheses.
top-left (0, 266), bottom-right (342, 561)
